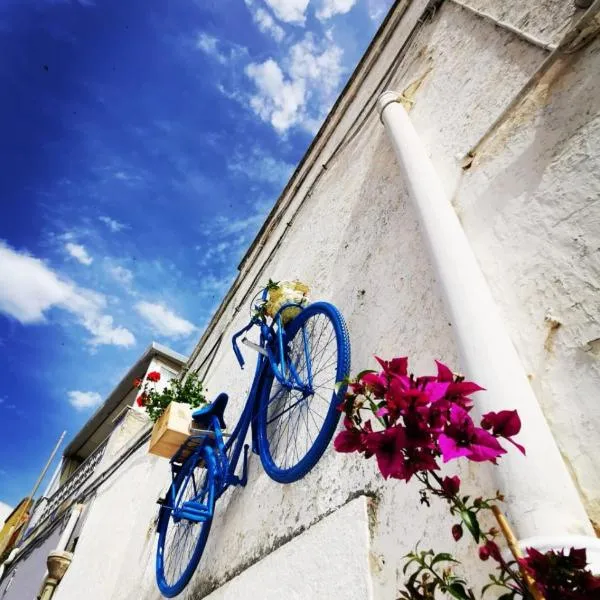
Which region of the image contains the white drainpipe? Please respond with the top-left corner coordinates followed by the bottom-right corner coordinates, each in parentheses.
top-left (377, 92), bottom-right (600, 570)
top-left (36, 503), bottom-right (84, 595)
top-left (55, 503), bottom-right (83, 552)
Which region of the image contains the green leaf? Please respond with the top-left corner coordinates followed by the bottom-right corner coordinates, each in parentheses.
top-left (431, 553), bottom-right (459, 566)
top-left (481, 582), bottom-right (496, 596)
top-left (460, 509), bottom-right (481, 542)
top-left (406, 570), bottom-right (421, 591)
top-left (355, 369), bottom-right (376, 380)
top-left (402, 557), bottom-right (418, 574)
top-left (446, 582), bottom-right (470, 599)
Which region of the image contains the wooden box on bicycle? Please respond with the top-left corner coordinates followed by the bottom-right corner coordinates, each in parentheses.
top-left (148, 401), bottom-right (194, 459)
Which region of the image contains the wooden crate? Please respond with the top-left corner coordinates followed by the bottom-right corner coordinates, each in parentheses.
top-left (148, 402), bottom-right (193, 459)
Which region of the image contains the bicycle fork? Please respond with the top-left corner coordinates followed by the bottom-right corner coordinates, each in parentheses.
top-left (175, 449), bottom-right (218, 523)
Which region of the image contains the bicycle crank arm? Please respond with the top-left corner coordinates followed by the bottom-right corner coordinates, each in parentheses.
top-left (241, 337), bottom-right (268, 356)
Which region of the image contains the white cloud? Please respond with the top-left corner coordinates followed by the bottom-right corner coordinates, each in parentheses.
top-left (68, 390), bottom-right (102, 410)
top-left (65, 242), bottom-right (93, 266)
top-left (246, 59), bottom-right (305, 133)
top-left (198, 200), bottom-right (275, 267)
top-left (107, 264), bottom-right (133, 286)
top-left (288, 34), bottom-right (344, 94)
top-left (0, 501), bottom-right (12, 525)
top-left (99, 216), bottom-right (127, 233)
top-left (245, 1), bottom-right (286, 41)
top-left (367, 0), bottom-right (393, 21)
top-left (113, 170), bottom-right (143, 184)
top-left (317, 0), bottom-right (358, 20)
top-left (83, 313), bottom-right (135, 346)
top-left (211, 212), bottom-right (266, 236)
top-left (135, 301), bottom-right (196, 338)
top-left (264, 0), bottom-right (310, 24)
top-left (228, 147), bottom-right (294, 185)
top-left (0, 241), bottom-right (135, 347)
top-left (254, 7), bottom-right (286, 41)
top-left (196, 32), bottom-right (220, 56)
top-left (196, 33), bottom-right (248, 65)
top-left (244, 33), bottom-right (345, 133)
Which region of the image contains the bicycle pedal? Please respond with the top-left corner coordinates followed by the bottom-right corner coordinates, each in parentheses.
top-left (156, 496), bottom-right (166, 506)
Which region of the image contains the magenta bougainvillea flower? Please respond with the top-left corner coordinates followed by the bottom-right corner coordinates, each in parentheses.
top-left (438, 405), bottom-right (506, 463)
top-left (375, 355), bottom-right (408, 377)
top-left (440, 475), bottom-right (461, 497)
top-left (335, 356), bottom-right (521, 480)
top-left (481, 410), bottom-right (526, 455)
top-left (334, 418), bottom-right (367, 453)
top-left (364, 426), bottom-right (410, 480)
top-left (452, 523), bottom-right (463, 541)
top-left (519, 547), bottom-right (600, 599)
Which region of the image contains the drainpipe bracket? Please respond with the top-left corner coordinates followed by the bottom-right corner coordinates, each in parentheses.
top-left (377, 90), bottom-right (405, 123)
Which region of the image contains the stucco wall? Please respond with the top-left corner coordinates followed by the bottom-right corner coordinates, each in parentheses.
top-left (43, 1), bottom-right (600, 599)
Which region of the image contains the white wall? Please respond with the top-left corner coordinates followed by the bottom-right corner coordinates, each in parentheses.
top-left (50, 1), bottom-right (600, 598)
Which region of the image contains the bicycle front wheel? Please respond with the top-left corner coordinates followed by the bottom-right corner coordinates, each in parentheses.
top-left (156, 445), bottom-right (216, 598)
top-left (257, 301), bottom-right (351, 483)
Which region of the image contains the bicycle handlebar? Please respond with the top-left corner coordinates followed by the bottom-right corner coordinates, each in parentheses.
top-left (231, 321), bottom-right (255, 368)
top-left (232, 288), bottom-right (270, 368)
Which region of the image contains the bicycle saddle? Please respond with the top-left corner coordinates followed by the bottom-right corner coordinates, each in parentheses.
top-left (192, 393), bottom-right (228, 430)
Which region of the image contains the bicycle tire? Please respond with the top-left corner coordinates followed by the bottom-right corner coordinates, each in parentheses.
top-left (155, 445), bottom-right (216, 597)
top-left (257, 301), bottom-right (351, 484)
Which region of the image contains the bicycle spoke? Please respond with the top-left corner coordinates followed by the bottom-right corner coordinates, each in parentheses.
top-left (262, 305), bottom-right (344, 475)
top-left (267, 394), bottom-right (307, 424)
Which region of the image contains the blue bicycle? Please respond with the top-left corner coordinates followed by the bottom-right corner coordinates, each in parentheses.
top-left (155, 291), bottom-right (351, 597)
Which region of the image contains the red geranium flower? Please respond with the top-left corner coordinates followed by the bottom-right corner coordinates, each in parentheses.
top-left (133, 378), bottom-right (142, 388)
top-left (136, 393), bottom-right (147, 407)
top-left (147, 371), bottom-right (161, 382)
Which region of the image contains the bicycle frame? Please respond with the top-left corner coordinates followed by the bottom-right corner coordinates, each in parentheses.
top-left (165, 301), bottom-right (312, 522)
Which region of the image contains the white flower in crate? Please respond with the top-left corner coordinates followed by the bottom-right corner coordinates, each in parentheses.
top-left (265, 280), bottom-right (310, 324)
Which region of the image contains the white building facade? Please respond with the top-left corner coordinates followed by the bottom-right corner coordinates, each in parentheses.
top-left (2, 0), bottom-right (599, 597)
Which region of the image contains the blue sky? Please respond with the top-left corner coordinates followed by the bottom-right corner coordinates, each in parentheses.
top-left (0, 0), bottom-right (391, 511)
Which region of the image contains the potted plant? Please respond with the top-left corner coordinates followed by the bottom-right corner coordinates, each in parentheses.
top-left (134, 371), bottom-right (206, 459)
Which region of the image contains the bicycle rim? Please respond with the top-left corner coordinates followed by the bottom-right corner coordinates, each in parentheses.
top-left (156, 446), bottom-right (215, 597)
top-left (257, 302), bottom-right (351, 483)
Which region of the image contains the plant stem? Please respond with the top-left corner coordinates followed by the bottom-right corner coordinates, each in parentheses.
top-left (428, 471), bottom-right (467, 513)
top-left (491, 506), bottom-right (545, 600)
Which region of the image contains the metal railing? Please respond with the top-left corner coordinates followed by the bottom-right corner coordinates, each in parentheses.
top-left (26, 439), bottom-right (109, 535)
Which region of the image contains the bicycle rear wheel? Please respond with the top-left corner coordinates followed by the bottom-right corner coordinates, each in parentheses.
top-left (155, 445), bottom-right (216, 597)
top-left (257, 301), bottom-right (351, 483)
